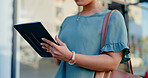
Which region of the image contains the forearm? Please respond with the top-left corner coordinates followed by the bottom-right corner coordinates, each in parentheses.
top-left (41, 37), bottom-right (122, 71)
top-left (74, 52), bottom-right (122, 71)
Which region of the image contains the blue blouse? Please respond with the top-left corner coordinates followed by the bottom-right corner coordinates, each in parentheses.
top-left (55, 10), bottom-right (130, 78)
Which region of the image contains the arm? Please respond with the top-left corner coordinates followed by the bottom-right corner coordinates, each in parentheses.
top-left (75, 51), bottom-right (122, 71)
top-left (41, 35), bottom-right (123, 71)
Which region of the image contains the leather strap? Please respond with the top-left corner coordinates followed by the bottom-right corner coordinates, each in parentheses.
top-left (128, 60), bottom-right (134, 74)
top-left (100, 10), bottom-right (133, 74)
top-left (100, 10), bottom-right (114, 53)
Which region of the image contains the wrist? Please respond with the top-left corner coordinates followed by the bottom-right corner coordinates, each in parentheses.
top-left (66, 51), bottom-right (73, 62)
top-left (68, 51), bottom-right (76, 65)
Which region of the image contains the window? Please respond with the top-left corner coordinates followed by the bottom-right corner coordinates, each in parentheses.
top-left (16, 0), bottom-right (78, 78)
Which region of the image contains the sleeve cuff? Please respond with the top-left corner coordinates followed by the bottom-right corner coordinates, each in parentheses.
top-left (101, 42), bottom-right (130, 63)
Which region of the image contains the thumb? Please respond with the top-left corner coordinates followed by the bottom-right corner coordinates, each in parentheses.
top-left (55, 35), bottom-right (64, 46)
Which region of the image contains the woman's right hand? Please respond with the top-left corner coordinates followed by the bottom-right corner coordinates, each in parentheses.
top-left (53, 57), bottom-right (61, 66)
top-left (40, 43), bottom-right (61, 66)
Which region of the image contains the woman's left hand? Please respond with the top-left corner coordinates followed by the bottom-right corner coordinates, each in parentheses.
top-left (40, 35), bottom-right (72, 62)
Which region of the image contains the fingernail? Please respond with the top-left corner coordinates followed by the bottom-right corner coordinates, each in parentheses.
top-left (42, 46), bottom-right (45, 49)
top-left (42, 38), bottom-right (45, 40)
top-left (40, 43), bottom-right (43, 45)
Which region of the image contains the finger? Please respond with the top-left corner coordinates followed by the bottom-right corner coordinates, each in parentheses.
top-left (55, 35), bottom-right (64, 46)
top-left (41, 43), bottom-right (50, 50)
top-left (50, 47), bottom-right (58, 57)
top-left (42, 38), bottom-right (58, 49)
top-left (53, 57), bottom-right (57, 63)
top-left (40, 43), bottom-right (52, 53)
top-left (49, 46), bottom-right (60, 55)
top-left (41, 43), bottom-right (49, 47)
top-left (42, 46), bottom-right (47, 49)
top-left (41, 46), bottom-right (51, 53)
top-left (49, 46), bottom-right (56, 53)
top-left (41, 44), bottom-right (48, 50)
top-left (40, 43), bottom-right (51, 51)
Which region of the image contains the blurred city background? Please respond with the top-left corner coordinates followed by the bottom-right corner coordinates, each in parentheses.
top-left (0, 0), bottom-right (148, 78)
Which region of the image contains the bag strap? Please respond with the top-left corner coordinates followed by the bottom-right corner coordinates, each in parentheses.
top-left (100, 10), bottom-right (134, 74)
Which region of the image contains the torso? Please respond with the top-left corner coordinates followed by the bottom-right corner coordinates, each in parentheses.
top-left (56, 10), bottom-right (111, 78)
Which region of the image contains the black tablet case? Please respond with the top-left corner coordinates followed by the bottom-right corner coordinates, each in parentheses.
top-left (14, 22), bottom-right (56, 57)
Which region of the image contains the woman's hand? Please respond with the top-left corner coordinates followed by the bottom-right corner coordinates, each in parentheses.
top-left (53, 57), bottom-right (61, 66)
top-left (40, 35), bottom-right (72, 62)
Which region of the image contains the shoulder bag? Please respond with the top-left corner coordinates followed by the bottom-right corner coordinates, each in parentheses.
top-left (94, 10), bottom-right (142, 78)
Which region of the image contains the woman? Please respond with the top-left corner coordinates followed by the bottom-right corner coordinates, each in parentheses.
top-left (41, 0), bottom-right (130, 78)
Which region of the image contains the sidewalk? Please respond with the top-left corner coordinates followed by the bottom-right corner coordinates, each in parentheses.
top-left (20, 59), bottom-right (58, 78)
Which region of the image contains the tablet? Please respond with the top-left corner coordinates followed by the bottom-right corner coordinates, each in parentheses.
top-left (14, 22), bottom-right (56, 57)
